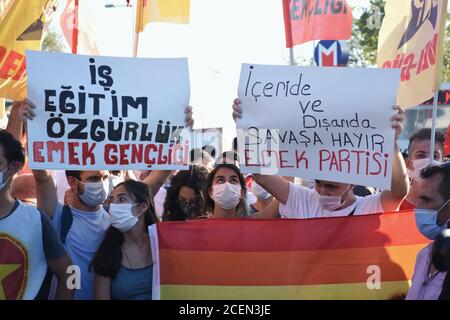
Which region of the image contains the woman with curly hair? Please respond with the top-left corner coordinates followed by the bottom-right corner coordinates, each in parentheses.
top-left (162, 165), bottom-right (209, 221)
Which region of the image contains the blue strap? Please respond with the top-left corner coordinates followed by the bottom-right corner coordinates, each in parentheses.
top-left (59, 205), bottom-right (73, 244)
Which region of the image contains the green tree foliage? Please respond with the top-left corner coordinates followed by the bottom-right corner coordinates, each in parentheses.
top-left (42, 29), bottom-right (64, 52)
top-left (348, 0), bottom-right (385, 67)
top-left (443, 13), bottom-right (450, 82)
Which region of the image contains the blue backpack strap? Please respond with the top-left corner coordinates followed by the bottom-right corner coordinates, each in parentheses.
top-left (60, 205), bottom-right (73, 244)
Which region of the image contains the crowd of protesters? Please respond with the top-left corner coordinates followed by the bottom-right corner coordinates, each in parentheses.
top-left (0, 98), bottom-right (449, 300)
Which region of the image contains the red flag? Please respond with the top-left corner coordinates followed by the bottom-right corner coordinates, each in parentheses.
top-left (60, 0), bottom-right (78, 53)
top-left (283, 0), bottom-right (353, 48)
top-left (60, 0), bottom-right (99, 55)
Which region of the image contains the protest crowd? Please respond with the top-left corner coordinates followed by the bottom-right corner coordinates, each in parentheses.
top-left (0, 96), bottom-right (449, 300)
top-left (1, 0), bottom-right (450, 302)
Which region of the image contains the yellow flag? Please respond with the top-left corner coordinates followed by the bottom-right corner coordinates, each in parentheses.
top-left (0, 0), bottom-right (58, 100)
top-left (0, 0), bottom-right (14, 23)
top-left (136, 0), bottom-right (189, 33)
top-left (377, 0), bottom-right (448, 108)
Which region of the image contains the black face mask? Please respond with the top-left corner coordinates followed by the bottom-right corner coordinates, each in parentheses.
top-left (177, 199), bottom-right (194, 218)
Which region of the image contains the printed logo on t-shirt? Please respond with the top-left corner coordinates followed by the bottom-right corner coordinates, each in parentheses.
top-left (0, 233), bottom-right (28, 300)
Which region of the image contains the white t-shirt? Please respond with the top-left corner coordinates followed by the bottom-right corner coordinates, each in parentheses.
top-left (279, 182), bottom-right (384, 219)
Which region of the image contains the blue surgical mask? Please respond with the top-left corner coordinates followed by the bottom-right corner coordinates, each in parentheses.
top-left (414, 199), bottom-right (450, 240)
top-left (109, 203), bottom-right (140, 233)
top-left (78, 180), bottom-right (109, 208)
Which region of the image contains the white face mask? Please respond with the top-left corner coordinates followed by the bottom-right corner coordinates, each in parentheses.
top-left (251, 182), bottom-right (272, 200)
top-left (78, 180), bottom-right (109, 208)
top-left (414, 199), bottom-right (450, 240)
top-left (407, 158), bottom-right (441, 184)
top-left (109, 203), bottom-right (141, 233)
top-left (317, 185), bottom-right (351, 211)
top-left (211, 182), bottom-right (242, 210)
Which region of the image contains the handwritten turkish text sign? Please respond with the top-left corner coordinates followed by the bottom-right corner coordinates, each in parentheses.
top-left (27, 51), bottom-right (190, 170)
top-left (236, 64), bottom-right (400, 189)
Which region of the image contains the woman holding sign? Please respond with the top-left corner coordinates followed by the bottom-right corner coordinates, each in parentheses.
top-left (90, 179), bottom-right (158, 300)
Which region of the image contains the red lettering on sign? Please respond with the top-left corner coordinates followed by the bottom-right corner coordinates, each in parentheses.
top-left (131, 144), bottom-right (143, 163)
top-left (33, 142), bottom-right (45, 162)
top-left (47, 141), bottom-right (65, 163)
top-left (244, 149), bottom-right (259, 167)
top-left (144, 144), bottom-right (157, 167)
top-left (105, 144), bottom-right (118, 164)
top-left (119, 144), bottom-right (130, 165)
top-left (319, 149), bottom-right (330, 171)
top-left (68, 142), bottom-right (80, 165)
top-left (295, 150), bottom-right (309, 169)
top-left (82, 142), bottom-right (96, 165)
top-left (157, 144), bottom-right (168, 164)
top-left (279, 150), bottom-right (294, 168)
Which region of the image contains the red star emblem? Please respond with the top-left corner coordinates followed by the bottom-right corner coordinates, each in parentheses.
top-left (0, 233), bottom-right (28, 300)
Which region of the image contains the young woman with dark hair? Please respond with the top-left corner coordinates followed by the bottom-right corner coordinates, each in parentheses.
top-left (162, 165), bottom-right (209, 221)
top-left (90, 180), bottom-right (158, 300)
top-left (206, 163), bottom-right (249, 218)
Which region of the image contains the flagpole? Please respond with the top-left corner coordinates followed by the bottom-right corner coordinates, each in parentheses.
top-left (312, 40), bottom-right (316, 66)
top-left (289, 48), bottom-right (295, 65)
top-left (429, 89), bottom-right (440, 165)
top-left (428, 0), bottom-right (447, 164)
top-left (72, 0), bottom-right (79, 54)
top-left (131, 0), bottom-right (139, 57)
top-left (133, 32), bottom-right (139, 57)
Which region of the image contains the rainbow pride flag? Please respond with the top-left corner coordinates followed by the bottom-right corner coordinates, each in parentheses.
top-left (149, 210), bottom-right (429, 300)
